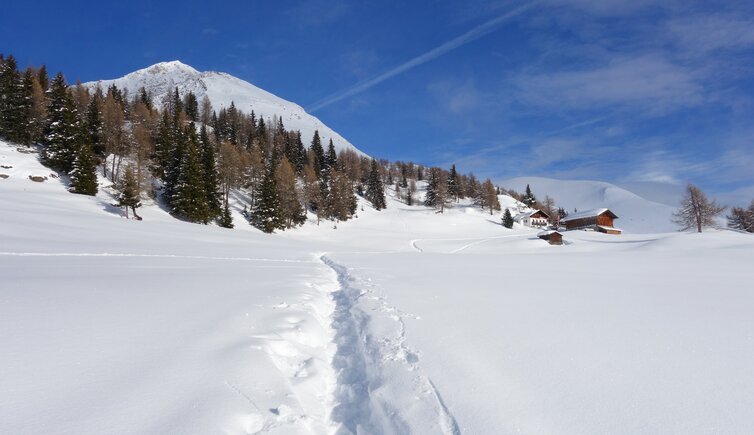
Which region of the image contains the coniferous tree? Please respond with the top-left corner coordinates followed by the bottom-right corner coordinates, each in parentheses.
top-left (139, 87), bottom-right (153, 112)
top-left (69, 143), bottom-right (98, 196)
top-left (303, 164), bottom-right (322, 220)
top-left (172, 124), bottom-right (210, 223)
top-left (672, 184), bottom-right (725, 233)
top-left (219, 201), bottom-right (234, 228)
top-left (184, 91), bottom-right (198, 121)
top-left (153, 110), bottom-right (175, 179)
top-left (447, 164), bottom-right (460, 201)
top-left (310, 130), bottom-right (324, 178)
top-left (85, 90), bottom-right (104, 156)
top-left (477, 179), bottom-right (501, 214)
top-left (325, 167), bottom-right (358, 221)
top-left (199, 125), bottom-right (222, 218)
top-left (28, 67), bottom-right (47, 143)
top-left (425, 168), bottom-right (450, 212)
top-left (727, 201), bottom-right (754, 233)
top-left (275, 157), bottom-right (306, 227)
top-left (325, 139), bottom-right (337, 172)
top-left (252, 157), bottom-right (284, 233)
top-left (117, 164), bottom-right (142, 219)
top-left (42, 72), bottom-right (82, 172)
top-left (523, 184), bottom-right (537, 207)
top-left (0, 55), bottom-right (31, 144)
top-left (15, 68), bottom-right (35, 144)
top-left (406, 179), bottom-right (417, 206)
top-left (502, 209), bottom-right (514, 228)
top-left (37, 64), bottom-right (49, 92)
top-left (365, 159), bottom-right (386, 210)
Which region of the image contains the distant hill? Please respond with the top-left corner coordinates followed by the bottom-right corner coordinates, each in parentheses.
top-left (82, 60), bottom-right (365, 156)
top-left (501, 177), bottom-right (678, 233)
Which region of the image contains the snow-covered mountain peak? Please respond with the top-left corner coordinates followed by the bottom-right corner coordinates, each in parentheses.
top-left (83, 61), bottom-right (365, 156)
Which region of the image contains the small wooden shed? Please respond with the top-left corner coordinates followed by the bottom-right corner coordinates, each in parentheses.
top-left (538, 230), bottom-right (563, 245)
top-left (561, 208), bottom-right (621, 234)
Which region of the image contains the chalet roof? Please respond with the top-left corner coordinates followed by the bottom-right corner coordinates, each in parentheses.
top-left (561, 208), bottom-right (618, 222)
top-left (514, 209), bottom-right (549, 220)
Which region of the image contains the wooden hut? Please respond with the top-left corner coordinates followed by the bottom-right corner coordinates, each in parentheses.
top-left (538, 230), bottom-right (563, 245)
top-left (561, 208), bottom-right (621, 234)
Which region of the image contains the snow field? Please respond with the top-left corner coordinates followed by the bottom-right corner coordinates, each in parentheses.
top-left (3, 140), bottom-right (754, 434)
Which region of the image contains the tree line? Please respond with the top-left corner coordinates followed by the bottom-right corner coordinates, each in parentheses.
top-left (0, 53), bottom-right (508, 233)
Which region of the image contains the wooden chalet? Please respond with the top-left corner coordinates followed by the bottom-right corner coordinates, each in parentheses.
top-left (514, 209), bottom-right (550, 227)
top-left (561, 208), bottom-right (621, 234)
top-left (538, 230), bottom-right (563, 245)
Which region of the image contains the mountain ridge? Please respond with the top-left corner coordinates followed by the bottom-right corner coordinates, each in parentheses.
top-left (82, 60), bottom-right (365, 156)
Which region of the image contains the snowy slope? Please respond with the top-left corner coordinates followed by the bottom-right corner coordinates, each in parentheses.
top-left (502, 176), bottom-right (678, 233)
top-left (3, 140), bottom-right (754, 434)
top-left (82, 61), bottom-right (364, 156)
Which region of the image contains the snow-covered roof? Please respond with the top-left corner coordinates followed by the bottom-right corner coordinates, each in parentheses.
top-left (513, 209), bottom-right (549, 221)
top-left (561, 208), bottom-right (617, 222)
top-left (537, 230), bottom-right (562, 237)
top-left (597, 225), bottom-right (622, 232)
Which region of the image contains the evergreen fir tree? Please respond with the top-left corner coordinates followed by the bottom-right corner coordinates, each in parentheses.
top-left (85, 91), bottom-right (104, 156)
top-left (69, 142), bottom-right (98, 196)
top-left (14, 68), bottom-right (34, 144)
top-left (252, 159), bottom-right (284, 233)
top-left (310, 130), bottom-right (324, 178)
top-left (154, 110), bottom-right (176, 179)
top-left (325, 139), bottom-right (337, 172)
top-left (326, 168), bottom-right (358, 221)
top-left (219, 201), bottom-right (234, 228)
top-left (117, 164), bottom-right (142, 219)
top-left (424, 169), bottom-right (438, 207)
top-left (199, 125), bottom-right (222, 218)
top-left (523, 184), bottom-right (537, 206)
top-left (502, 209), bottom-right (514, 228)
top-left (184, 91), bottom-right (198, 121)
top-left (139, 87), bottom-right (153, 112)
top-left (447, 164), bottom-right (460, 201)
top-left (42, 72), bottom-right (82, 172)
top-left (172, 125), bottom-right (210, 223)
top-left (0, 55), bottom-right (31, 143)
top-left (365, 159), bottom-right (386, 210)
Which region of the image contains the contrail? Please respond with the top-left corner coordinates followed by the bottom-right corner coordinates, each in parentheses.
top-left (307, 1), bottom-right (538, 113)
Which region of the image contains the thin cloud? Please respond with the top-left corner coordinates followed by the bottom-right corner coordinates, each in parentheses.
top-left (306, 1), bottom-right (538, 113)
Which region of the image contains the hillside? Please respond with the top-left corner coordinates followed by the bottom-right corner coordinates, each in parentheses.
top-left (82, 61), bottom-right (364, 156)
top-left (502, 176), bottom-right (679, 233)
top-left (3, 140), bottom-right (754, 434)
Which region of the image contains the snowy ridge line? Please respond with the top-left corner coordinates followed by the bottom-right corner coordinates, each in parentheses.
top-left (320, 255), bottom-right (461, 434)
top-left (0, 252), bottom-right (316, 263)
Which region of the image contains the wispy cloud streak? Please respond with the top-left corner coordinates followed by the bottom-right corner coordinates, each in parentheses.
top-left (307, 1), bottom-right (537, 112)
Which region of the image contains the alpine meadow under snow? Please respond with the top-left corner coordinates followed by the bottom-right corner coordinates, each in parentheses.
top-left (2, 139), bottom-right (754, 434)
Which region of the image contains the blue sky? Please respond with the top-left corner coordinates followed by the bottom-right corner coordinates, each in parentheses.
top-left (3, 0), bottom-right (754, 203)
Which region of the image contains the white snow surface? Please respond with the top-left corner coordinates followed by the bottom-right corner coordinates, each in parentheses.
top-left (82, 61), bottom-right (364, 156)
top-left (2, 140), bottom-right (754, 434)
top-left (502, 176), bottom-right (679, 233)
